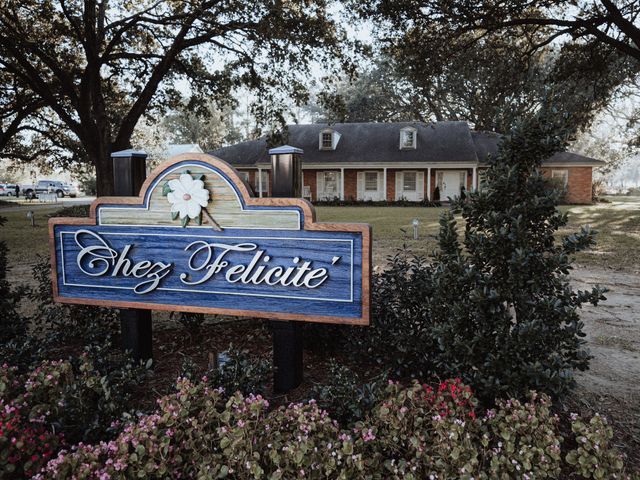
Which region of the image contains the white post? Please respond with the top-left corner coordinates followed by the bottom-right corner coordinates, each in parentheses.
top-left (427, 167), bottom-right (431, 200)
top-left (258, 167), bottom-right (263, 197)
top-left (383, 168), bottom-right (388, 201)
top-left (472, 167), bottom-right (477, 191)
top-left (340, 168), bottom-right (345, 200)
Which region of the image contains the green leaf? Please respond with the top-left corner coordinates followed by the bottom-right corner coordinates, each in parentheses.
top-left (171, 211), bottom-right (179, 221)
top-left (196, 211), bottom-right (202, 225)
top-left (196, 174), bottom-right (205, 181)
top-left (162, 182), bottom-right (172, 196)
top-left (181, 216), bottom-right (189, 228)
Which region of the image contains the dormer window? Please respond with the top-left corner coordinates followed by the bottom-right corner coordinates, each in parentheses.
top-left (321, 132), bottom-right (333, 149)
top-left (319, 128), bottom-right (340, 150)
top-left (400, 127), bottom-right (417, 149)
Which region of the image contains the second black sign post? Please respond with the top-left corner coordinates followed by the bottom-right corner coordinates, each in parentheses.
top-left (269, 145), bottom-right (304, 393)
top-left (112, 149), bottom-right (153, 362)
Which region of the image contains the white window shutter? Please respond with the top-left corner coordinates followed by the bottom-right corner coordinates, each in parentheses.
top-left (417, 171), bottom-right (424, 201)
top-left (316, 171), bottom-right (325, 200)
top-left (357, 172), bottom-right (364, 200)
top-left (395, 172), bottom-right (402, 200)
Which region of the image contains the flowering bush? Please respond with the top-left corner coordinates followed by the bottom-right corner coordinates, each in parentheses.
top-left (0, 364), bottom-right (64, 479)
top-left (33, 377), bottom-right (634, 480)
top-left (566, 413), bottom-right (626, 479)
top-left (482, 392), bottom-right (563, 478)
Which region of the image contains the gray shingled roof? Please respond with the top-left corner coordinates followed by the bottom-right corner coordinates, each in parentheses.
top-left (211, 122), bottom-right (604, 166)
top-left (471, 131), bottom-right (605, 166)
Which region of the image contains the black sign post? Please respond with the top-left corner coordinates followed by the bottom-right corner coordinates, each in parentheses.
top-left (112, 149), bottom-right (153, 362)
top-left (269, 145), bottom-right (304, 393)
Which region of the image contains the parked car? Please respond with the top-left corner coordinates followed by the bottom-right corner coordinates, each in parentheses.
top-left (0, 183), bottom-right (18, 196)
top-left (21, 180), bottom-right (77, 198)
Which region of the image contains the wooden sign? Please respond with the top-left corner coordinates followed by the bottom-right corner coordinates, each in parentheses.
top-left (49, 154), bottom-right (371, 325)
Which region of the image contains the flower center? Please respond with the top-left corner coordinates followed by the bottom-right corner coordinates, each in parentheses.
top-left (183, 193), bottom-right (192, 201)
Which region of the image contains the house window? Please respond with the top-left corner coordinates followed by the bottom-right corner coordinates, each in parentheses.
top-left (319, 128), bottom-right (340, 150)
top-left (364, 172), bottom-right (378, 191)
top-left (252, 170), bottom-right (268, 195)
top-left (323, 171), bottom-right (338, 195)
top-left (400, 127), bottom-right (417, 149)
top-left (551, 169), bottom-right (569, 187)
top-left (403, 172), bottom-right (417, 191)
top-left (237, 171), bottom-right (249, 183)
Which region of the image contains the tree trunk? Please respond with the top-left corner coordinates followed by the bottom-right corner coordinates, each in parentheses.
top-left (93, 147), bottom-right (115, 197)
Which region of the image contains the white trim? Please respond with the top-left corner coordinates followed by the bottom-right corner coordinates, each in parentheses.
top-left (258, 167), bottom-right (263, 197)
top-left (298, 162), bottom-right (480, 169)
top-left (436, 169), bottom-right (468, 200)
top-left (540, 163), bottom-right (601, 167)
top-left (396, 170), bottom-right (424, 201)
top-left (357, 170), bottom-right (384, 201)
top-left (551, 169), bottom-right (569, 187)
top-left (318, 129), bottom-right (341, 151)
top-left (427, 167), bottom-right (431, 200)
top-left (472, 167), bottom-right (477, 191)
top-left (383, 168), bottom-right (388, 201)
top-left (254, 162), bottom-right (600, 169)
top-left (340, 167), bottom-right (345, 200)
top-left (399, 126), bottom-right (417, 150)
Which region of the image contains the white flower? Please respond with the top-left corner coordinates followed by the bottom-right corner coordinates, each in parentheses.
top-left (166, 173), bottom-right (209, 219)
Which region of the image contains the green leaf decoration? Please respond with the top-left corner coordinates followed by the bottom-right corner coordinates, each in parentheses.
top-left (162, 182), bottom-right (172, 196)
top-left (196, 211), bottom-right (202, 225)
top-left (196, 174), bottom-right (205, 181)
top-left (184, 169), bottom-right (191, 174)
top-left (171, 211), bottom-right (179, 221)
top-left (181, 216), bottom-right (189, 228)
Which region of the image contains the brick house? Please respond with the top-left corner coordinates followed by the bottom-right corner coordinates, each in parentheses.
top-left (211, 122), bottom-right (604, 204)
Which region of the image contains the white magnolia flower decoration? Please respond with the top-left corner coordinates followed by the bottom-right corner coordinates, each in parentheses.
top-left (167, 173), bottom-right (209, 220)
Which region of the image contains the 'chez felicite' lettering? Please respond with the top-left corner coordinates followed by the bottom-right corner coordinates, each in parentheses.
top-left (74, 230), bottom-right (334, 295)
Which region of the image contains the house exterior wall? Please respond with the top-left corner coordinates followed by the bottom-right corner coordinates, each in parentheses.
top-left (303, 169), bottom-right (318, 201)
top-left (541, 166), bottom-right (592, 204)
top-left (387, 170), bottom-right (396, 200)
top-left (237, 166), bottom-right (594, 204)
top-left (344, 169), bottom-right (358, 200)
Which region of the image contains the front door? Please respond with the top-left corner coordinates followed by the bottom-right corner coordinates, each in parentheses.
top-left (439, 171), bottom-right (466, 200)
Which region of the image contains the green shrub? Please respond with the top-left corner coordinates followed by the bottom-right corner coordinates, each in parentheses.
top-left (310, 360), bottom-right (387, 425)
top-left (348, 249), bottom-right (437, 379)
top-left (0, 216), bottom-right (30, 365)
top-left (345, 115), bottom-right (606, 403)
top-left (1, 356), bottom-right (147, 449)
top-left (203, 346), bottom-right (272, 397)
top-left (49, 204), bottom-right (90, 218)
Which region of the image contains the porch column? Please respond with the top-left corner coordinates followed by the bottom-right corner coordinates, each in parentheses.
top-left (383, 168), bottom-right (388, 201)
top-left (427, 167), bottom-right (431, 200)
top-left (340, 168), bottom-right (345, 200)
top-left (258, 167), bottom-right (263, 197)
top-left (472, 167), bottom-right (478, 191)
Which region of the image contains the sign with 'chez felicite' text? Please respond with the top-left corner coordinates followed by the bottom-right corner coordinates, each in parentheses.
top-left (49, 154), bottom-right (371, 325)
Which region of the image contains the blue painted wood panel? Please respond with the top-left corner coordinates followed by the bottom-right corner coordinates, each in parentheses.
top-left (53, 225), bottom-right (363, 319)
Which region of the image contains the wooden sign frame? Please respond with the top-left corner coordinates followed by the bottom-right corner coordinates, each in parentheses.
top-left (49, 153), bottom-right (371, 325)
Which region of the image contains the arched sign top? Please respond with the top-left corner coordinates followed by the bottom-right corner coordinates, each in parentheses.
top-left (50, 154), bottom-right (371, 325)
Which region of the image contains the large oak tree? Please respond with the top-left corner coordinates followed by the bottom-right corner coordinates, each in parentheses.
top-left (347, 0), bottom-right (639, 134)
top-left (0, 0), bottom-right (351, 194)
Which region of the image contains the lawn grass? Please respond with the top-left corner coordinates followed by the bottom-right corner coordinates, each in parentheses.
top-left (1, 197), bottom-right (638, 284)
top-left (1, 207), bottom-right (58, 283)
top-left (317, 196), bottom-right (640, 271)
top-left (558, 197), bottom-right (640, 272)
